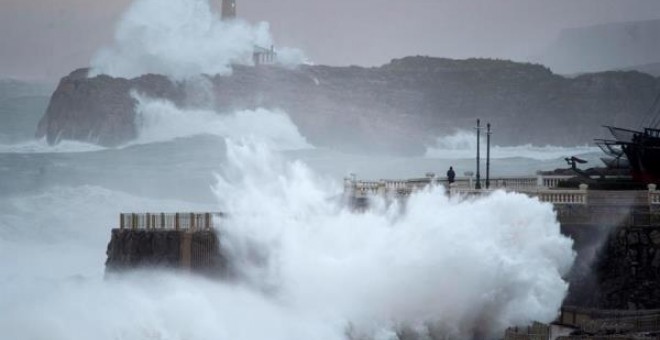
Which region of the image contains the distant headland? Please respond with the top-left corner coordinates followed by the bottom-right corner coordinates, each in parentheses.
top-left (37, 57), bottom-right (660, 154)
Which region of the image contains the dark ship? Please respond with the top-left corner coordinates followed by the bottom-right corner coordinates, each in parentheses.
top-left (600, 93), bottom-right (660, 184)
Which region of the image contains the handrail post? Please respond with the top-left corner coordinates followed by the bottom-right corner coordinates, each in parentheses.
top-left (132, 213), bottom-right (137, 230)
top-left (175, 213), bottom-right (180, 231)
top-left (120, 214), bottom-right (124, 230)
top-left (205, 213), bottom-right (210, 230)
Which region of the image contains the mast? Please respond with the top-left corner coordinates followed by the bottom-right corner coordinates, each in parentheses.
top-left (486, 123), bottom-right (491, 189)
top-left (475, 119), bottom-right (482, 190)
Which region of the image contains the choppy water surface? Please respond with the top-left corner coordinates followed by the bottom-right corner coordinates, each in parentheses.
top-left (0, 0), bottom-right (591, 337)
top-left (0, 101), bottom-right (589, 339)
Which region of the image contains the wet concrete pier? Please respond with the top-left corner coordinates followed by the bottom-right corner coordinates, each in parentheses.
top-left (105, 213), bottom-right (224, 274)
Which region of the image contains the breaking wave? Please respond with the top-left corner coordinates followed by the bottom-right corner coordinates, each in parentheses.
top-left (213, 140), bottom-right (575, 339)
top-left (425, 130), bottom-right (600, 160)
top-left (89, 0), bottom-right (305, 79)
top-left (130, 94), bottom-right (313, 150)
top-left (0, 141), bottom-right (576, 340)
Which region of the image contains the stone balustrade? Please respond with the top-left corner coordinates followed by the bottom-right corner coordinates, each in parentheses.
top-left (345, 173), bottom-right (589, 205)
top-left (448, 186), bottom-right (588, 205)
top-left (346, 173), bottom-right (571, 196)
top-left (539, 175), bottom-right (574, 189)
top-left (536, 189), bottom-right (588, 205)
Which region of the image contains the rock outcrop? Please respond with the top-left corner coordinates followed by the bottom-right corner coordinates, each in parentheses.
top-left (37, 57), bottom-right (660, 154)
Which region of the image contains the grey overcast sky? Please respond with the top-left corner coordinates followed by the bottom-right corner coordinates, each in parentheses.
top-left (2, 0), bottom-right (660, 81)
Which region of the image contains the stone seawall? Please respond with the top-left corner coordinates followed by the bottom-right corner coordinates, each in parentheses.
top-left (563, 223), bottom-right (660, 310)
top-left (595, 225), bottom-right (660, 310)
top-left (105, 229), bottom-right (224, 275)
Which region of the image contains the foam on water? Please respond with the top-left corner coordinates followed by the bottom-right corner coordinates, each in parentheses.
top-left (129, 93), bottom-right (313, 150)
top-left (0, 138), bottom-right (106, 154)
top-left (212, 140), bottom-right (575, 338)
top-left (0, 140), bottom-right (575, 339)
top-left (0, 186), bottom-right (336, 340)
top-left (1, 0), bottom-right (576, 334)
top-left (0, 95), bottom-right (312, 153)
top-left (426, 130), bottom-right (600, 160)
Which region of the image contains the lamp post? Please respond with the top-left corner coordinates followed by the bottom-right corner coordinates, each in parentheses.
top-left (475, 119), bottom-right (481, 190)
top-left (486, 123), bottom-right (491, 189)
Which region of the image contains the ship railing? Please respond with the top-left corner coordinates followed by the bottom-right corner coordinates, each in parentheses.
top-left (606, 125), bottom-right (641, 143)
top-left (119, 212), bottom-right (222, 231)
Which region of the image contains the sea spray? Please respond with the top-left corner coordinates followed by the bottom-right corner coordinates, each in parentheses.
top-left (131, 93), bottom-right (313, 150)
top-left (426, 130), bottom-right (599, 160)
top-left (213, 139), bottom-right (576, 338)
top-left (89, 0), bottom-right (305, 79)
top-left (0, 141), bottom-right (575, 340)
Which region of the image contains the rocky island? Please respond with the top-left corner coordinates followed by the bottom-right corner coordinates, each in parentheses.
top-left (37, 57), bottom-right (660, 154)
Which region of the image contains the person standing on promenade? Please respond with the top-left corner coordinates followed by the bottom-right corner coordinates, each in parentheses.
top-left (447, 166), bottom-right (455, 184)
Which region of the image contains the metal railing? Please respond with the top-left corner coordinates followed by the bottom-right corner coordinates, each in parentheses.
top-left (119, 212), bottom-right (222, 231)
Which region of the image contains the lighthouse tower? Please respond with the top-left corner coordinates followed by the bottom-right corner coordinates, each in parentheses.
top-left (221, 0), bottom-right (236, 20)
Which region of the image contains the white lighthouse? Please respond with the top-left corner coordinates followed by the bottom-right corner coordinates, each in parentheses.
top-left (221, 0), bottom-right (236, 20)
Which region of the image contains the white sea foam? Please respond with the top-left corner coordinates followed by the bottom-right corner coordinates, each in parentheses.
top-left (0, 138), bottom-right (105, 154)
top-left (213, 140), bottom-right (575, 338)
top-left (0, 142), bottom-right (575, 340)
top-left (89, 0), bottom-right (305, 79)
top-left (129, 93), bottom-right (313, 150)
top-left (425, 130), bottom-right (600, 160)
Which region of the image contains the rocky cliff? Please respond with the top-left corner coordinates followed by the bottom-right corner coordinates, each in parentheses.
top-left (37, 57), bottom-right (660, 154)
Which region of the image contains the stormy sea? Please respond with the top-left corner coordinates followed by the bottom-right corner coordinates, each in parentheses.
top-left (0, 91), bottom-right (599, 339)
top-left (0, 0), bottom-right (606, 339)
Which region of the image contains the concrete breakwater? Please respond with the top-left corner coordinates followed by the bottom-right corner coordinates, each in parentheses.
top-left (105, 213), bottom-right (224, 275)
